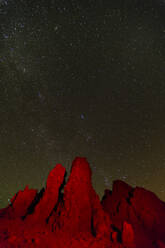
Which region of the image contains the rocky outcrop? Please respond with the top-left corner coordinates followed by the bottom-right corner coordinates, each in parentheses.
top-left (102, 179), bottom-right (165, 248)
top-left (0, 157), bottom-right (165, 247)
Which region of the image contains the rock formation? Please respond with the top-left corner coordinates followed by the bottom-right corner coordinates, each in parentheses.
top-left (0, 157), bottom-right (165, 247)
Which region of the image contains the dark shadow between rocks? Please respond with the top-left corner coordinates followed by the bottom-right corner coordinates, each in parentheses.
top-left (21, 187), bottom-right (45, 220)
top-left (46, 171), bottom-right (67, 224)
top-left (111, 224), bottom-right (122, 243)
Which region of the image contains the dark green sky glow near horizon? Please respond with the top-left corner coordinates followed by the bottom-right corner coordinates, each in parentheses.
top-left (0, 0), bottom-right (165, 207)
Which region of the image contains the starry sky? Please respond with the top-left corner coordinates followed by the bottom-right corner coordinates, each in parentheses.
top-left (0, 0), bottom-right (165, 207)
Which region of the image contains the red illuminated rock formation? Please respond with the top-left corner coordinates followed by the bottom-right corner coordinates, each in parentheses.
top-left (101, 180), bottom-right (165, 248)
top-left (0, 157), bottom-right (165, 247)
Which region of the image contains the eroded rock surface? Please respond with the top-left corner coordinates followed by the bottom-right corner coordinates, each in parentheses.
top-left (0, 157), bottom-right (165, 247)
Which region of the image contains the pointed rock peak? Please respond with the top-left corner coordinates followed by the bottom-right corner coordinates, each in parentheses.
top-left (46, 163), bottom-right (66, 190)
top-left (24, 185), bottom-right (29, 191)
top-left (69, 157), bottom-right (92, 182)
top-left (23, 164), bottom-right (66, 224)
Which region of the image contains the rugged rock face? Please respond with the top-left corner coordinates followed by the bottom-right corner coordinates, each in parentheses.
top-left (0, 157), bottom-right (165, 247)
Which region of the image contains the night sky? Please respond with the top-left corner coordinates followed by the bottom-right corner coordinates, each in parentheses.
top-left (0, 0), bottom-right (165, 208)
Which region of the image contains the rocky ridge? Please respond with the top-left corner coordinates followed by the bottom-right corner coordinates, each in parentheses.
top-left (0, 157), bottom-right (165, 248)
